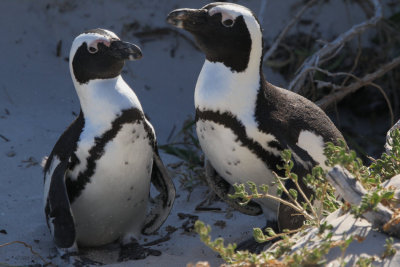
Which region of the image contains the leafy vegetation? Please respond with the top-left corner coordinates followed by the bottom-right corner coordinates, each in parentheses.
top-left (370, 129), bottom-right (400, 181)
top-left (194, 130), bottom-right (400, 266)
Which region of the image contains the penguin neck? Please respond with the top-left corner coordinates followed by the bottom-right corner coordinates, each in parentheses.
top-left (74, 76), bottom-right (143, 131)
top-left (195, 44), bottom-right (263, 123)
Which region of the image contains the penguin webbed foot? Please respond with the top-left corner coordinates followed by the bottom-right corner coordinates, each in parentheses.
top-left (71, 256), bottom-right (104, 267)
top-left (236, 238), bottom-right (271, 254)
top-left (60, 252), bottom-right (103, 266)
top-left (118, 240), bottom-right (161, 262)
top-left (236, 220), bottom-right (279, 254)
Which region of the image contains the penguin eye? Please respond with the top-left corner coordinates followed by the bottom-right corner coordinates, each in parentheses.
top-left (222, 19), bottom-right (234, 27)
top-left (88, 46), bottom-right (98, 54)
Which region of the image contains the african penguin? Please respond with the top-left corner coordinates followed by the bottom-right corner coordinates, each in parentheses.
top-left (43, 29), bottom-right (175, 260)
top-left (167, 3), bottom-right (344, 233)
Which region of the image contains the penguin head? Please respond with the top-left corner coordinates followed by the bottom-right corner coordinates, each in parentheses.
top-left (167, 2), bottom-right (263, 72)
top-left (69, 29), bottom-right (142, 84)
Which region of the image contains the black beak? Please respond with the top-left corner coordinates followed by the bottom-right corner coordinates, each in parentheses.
top-left (109, 40), bottom-right (142, 61)
top-left (166, 8), bottom-right (207, 31)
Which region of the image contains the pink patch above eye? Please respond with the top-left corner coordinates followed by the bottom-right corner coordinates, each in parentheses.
top-left (88, 38), bottom-right (111, 51)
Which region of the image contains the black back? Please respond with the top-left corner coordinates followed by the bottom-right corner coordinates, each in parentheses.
top-left (44, 111), bottom-right (85, 176)
top-left (255, 74), bottom-right (344, 158)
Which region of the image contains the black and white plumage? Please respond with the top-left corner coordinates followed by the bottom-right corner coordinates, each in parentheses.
top-left (43, 29), bottom-right (175, 256)
top-left (167, 3), bottom-right (344, 231)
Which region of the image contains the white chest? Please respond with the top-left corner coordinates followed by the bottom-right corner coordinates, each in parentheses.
top-left (195, 61), bottom-right (259, 121)
top-left (197, 120), bottom-right (279, 217)
top-left (69, 121), bottom-right (153, 246)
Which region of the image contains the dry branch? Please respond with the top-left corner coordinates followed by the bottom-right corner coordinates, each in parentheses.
top-left (316, 55), bottom-right (400, 112)
top-left (0, 240), bottom-right (55, 266)
top-left (327, 166), bottom-right (400, 238)
top-left (263, 0), bottom-right (318, 61)
top-left (258, 0), bottom-right (268, 25)
top-left (0, 134), bottom-right (10, 142)
top-left (288, 0), bottom-right (382, 93)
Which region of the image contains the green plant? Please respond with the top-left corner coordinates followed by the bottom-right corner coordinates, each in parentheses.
top-left (195, 220), bottom-right (267, 265)
top-left (370, 129), bottom-right (400, 181)
top-left (382, 237), bottom-right (397, 259)
top-left (324, 139), bottom-right (370, 186)
top-left (194, 217), bottom-right (344, 266)
top-left (194, 149), bottom-right (340, 266)
top-left (324, 131), bottom-right (400, 217)
top-left (194, 130), bottom-right (400, 266)
top-left (229, 150), bottom-right (323, 230)
top-left (351, 187), bottom-right (395, 218)
top-left (355, 256), bottom-right (374, 267)
top-left (303, 166), bottom-right (341, 216)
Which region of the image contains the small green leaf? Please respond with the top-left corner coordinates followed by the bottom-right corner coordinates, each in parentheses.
top-left (260, 184), bottom-right (269, 193)
top-left (289, 188), bottom-right (298, 200)
top-left (253, 228), bottom-right (267, 243)
top-left (265, 227), bottom-right (276, 237)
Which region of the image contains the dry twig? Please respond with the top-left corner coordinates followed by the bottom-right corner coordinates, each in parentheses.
top-left (316, 55), bottom-right (400, 120)
top-left (369, 82), bottom-right (395, 126)
top-left (0, 240), bottom-right (55, 266)
top-left (263, 0), bottom-right (318, 62)
top-left (0, 134), bottom-right (10, 142)
top-left (258, 0), bottom-right (268, 25)
top-left (288, 0), bottom-right (383, 93)
top-left (341, 35), bottom-right (362, 87)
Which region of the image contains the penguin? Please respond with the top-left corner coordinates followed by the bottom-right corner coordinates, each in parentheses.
top-left (167, 3), bottom-right (344, 237)
top-left (43, 29), bottom-right (175, 260)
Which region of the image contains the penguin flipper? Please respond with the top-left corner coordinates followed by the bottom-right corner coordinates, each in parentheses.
top-left (45, 160), bottom-right (76, 249)
top-left (205, 159), bottom-right (262, 216)
top-left (141, 151), bottom-right (176, 235)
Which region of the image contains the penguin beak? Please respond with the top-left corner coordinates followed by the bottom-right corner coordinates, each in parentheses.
top-left (109, 40), bottom-right (143, 61)
top-left (167, 8), bottom-right (207, 31)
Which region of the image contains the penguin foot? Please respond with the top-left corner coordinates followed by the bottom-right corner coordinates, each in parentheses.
top-left (72, 256), bottom-right (104, 267)
top-left (61, 252), bottom-right (103, 267)
top-left (118, 241), bottom-right (161, 261)
top-left (235, 238), bottom-right (270, 254)
top-left (236, 220), bottom-right (278, 254)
